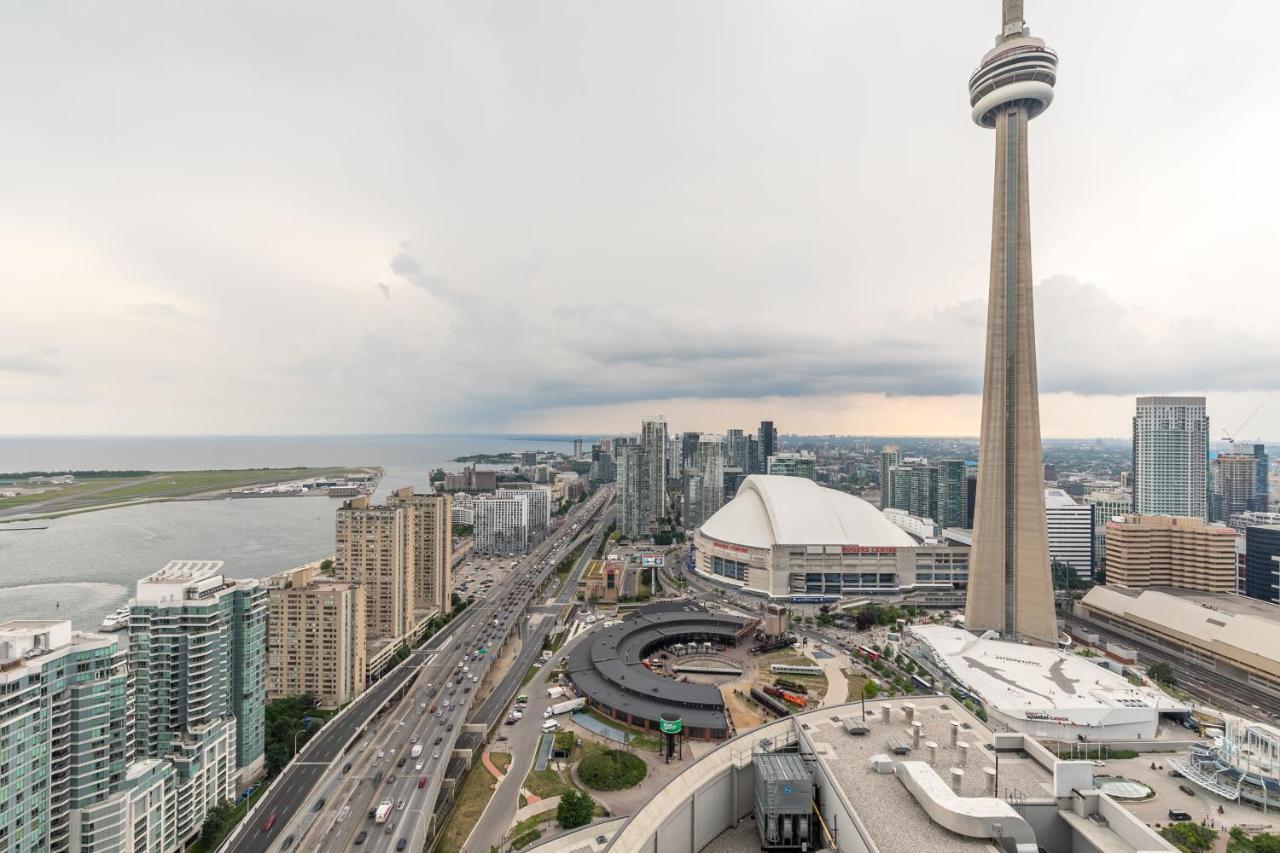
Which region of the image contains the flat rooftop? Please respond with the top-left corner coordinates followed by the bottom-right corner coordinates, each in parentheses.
top-left (1115, 585), bottom-right (1280, 621)
top-left (802, 696), bottom-right (1052, 853)
top-left (911, 625), bottom-right (1185, 718)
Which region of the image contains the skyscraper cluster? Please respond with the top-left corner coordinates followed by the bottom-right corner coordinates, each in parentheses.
top-left (597, 417), bottom-right (792, 539)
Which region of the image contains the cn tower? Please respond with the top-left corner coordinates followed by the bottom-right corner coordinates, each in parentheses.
top-left (964, 0), bottom-right (1059, 645)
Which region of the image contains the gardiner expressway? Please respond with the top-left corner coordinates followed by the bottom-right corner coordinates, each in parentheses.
top-left (220, 486), bottom-right (614, 853)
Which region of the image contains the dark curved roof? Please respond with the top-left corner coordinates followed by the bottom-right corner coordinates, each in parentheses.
top-left (566, 603), bottom-right (751, 730)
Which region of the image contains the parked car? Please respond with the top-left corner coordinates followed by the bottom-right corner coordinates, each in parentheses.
top-left (1179, 784), bottom-right (1196, 797)
top-left (1168, 809), bottom-right (1192, 821)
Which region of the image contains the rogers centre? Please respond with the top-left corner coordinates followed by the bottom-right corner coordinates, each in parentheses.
top-left (692, 475), bottom-right (966, 602)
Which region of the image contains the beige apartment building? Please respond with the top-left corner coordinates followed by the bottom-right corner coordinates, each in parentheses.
top-left (1103, 514), bottom-right (1236, 592)
top-left (386, 486), bottom-right (453, 615)
top-left (265, 563), bottom-right (367, 708)
top-left (334, 494), bottom-right (414, 642)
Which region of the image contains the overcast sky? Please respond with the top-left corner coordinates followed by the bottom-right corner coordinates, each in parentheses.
top-left (4, 1), bottom-right (1279, 440)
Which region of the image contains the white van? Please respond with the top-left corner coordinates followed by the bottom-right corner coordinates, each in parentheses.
top-left (541, 719), bottom-right (560, 733)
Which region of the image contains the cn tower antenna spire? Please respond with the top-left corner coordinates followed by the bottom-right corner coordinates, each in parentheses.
top-left (1002, 0), bottom-right (1023, 27)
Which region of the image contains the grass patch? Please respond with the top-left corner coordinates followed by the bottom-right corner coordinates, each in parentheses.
top-left (1, 467), bottom-right (364, 515)
top-left (845, 672), bottom-right (870, 703)
top-left (435, 765), bottom-right (501, 853)
top-left (490, 751), bottom-right (512, 774)
top-left (521, 665), bottom-right (542, 687)
top-left (524, 767), bottom-right (576, 800)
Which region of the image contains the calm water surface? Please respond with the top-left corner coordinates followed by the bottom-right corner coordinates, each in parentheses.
top-left (0, 435), bottom-right (578, 628)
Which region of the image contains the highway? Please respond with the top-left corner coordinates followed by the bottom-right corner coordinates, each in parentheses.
top-left (223, 485), bottom-right (613, 853)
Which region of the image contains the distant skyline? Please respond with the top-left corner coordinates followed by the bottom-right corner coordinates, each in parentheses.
top-left (4, 2), bottom-right (1280, 440)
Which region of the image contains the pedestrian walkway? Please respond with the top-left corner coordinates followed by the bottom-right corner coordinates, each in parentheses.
top-left (803, 647), bottom-right (848, 708)
top-left (510, 795), bottom-right (560, 827)
top-left (482, 750), bottom-right (508, 781)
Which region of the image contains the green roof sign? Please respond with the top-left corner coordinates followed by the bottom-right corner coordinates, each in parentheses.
top-left (659, 717), bottom-right (683, 734)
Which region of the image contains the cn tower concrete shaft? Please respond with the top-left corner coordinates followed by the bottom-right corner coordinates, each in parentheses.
top-left (964, 1), bottom-right (1059, 645)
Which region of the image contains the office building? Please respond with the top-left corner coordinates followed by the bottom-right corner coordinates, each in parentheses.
top-left (1103, 515), bottom-right (1236, 592)
top-left (1083, 490), bottom-right (1132, 566)
top-left (474, 496), bottom-right (529, 554)
top-left (755, 420), bottom-right (778, 474)
top-left (640, 416), bottom-right (668, 530)
top-left (1228, 510), bottom-right (1280, 534)
top-left (766, 451), bottom-right (816, 480)
top-left (334, 494), bottom-right (413, 642)
top-left (1132, 396), bottom-right (1209, 520)
top-left (1214, 451), bottom-right (1258, 522)
top-left (935, 460), bottom-right (968, 528)
top-left (385, 487), bottom-right (453, 616)
top-left (964, 0), bottom-right (1060, 644)
top-left (573, 438), bottom-right (583, 458)
top-left (1244, 525), bottom-right (1280, 603)
top-left (879, 445), bottom-right (901, 509)
top-left (1043, 488), bottom-right (1093, 581)
top-left (265, 563), bottom-right (367, 708)
top-left (443, 466), bottom-right (497, 492)
top-left (1247, 442), bottom-right (1270, 511)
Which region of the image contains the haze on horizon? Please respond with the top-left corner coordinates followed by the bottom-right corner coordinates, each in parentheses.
top-left (4, 1), bottom-right (1279, 441)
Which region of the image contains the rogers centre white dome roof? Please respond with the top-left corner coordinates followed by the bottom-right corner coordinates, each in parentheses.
top-left (699, 474), bottom-right (915, 550)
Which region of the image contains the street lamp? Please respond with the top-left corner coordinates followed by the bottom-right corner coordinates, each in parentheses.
top-left (294, 729), bottom-right (308, 756)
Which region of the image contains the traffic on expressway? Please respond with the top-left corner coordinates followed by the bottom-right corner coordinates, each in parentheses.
top-left (221, 486), bottom-right (614, 853)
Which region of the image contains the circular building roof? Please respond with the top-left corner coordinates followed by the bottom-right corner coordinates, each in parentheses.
top-left (699, 474), bottom-right (915, 549)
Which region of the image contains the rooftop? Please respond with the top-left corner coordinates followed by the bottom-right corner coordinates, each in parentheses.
top-left (910, 625), bottom-right (1186, 719)
top-left (699, 474), bottom-right (915, 549)
top-left (1081, 586), bottom-right (1280, 668)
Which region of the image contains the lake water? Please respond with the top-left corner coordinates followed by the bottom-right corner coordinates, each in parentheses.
top-left (0, 435), bottom-right (578, 629)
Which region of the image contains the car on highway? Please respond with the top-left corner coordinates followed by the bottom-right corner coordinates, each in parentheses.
top-left (397, 800), bottom-right (406, 811)
top-left (376, 750), bottom-right (384, 760)
top-left (418, 776), bottom-right (428, 788)
top-left (388, 775), bottom-right (397, 784)
top-left (313, 797), bottom-right (326, 812)
top-left (415, 761), bottom-right (424, 771)
top-left (281, 836), bottom-right (295, 850)
top-left (396, 757), bottom-right (406, 768)
top-left (397, 840), bottom-right (408, 851)
top-left (433, 751), bottom-right (441, 759)
top-left (261, 813), bottom-right (277, 832)
top-left (434, 736), bottom-right (443, 745)
top-left (342, 762), bottom-right (352, 773)
top-left (355, 830), bottom-right (368, 844)
top-left (447, 722), bottom-right (454, 731)
top-left (385, 821), bottom-right (396, 835)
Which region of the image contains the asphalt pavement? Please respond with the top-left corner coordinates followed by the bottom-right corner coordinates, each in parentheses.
top-left (221, 488), bottom-right (613, 853)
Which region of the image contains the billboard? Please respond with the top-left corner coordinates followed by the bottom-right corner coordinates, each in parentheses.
top-left (659, 717), bottom-right (683, 734)
top-left (640, 555), bottom-right (665, 567)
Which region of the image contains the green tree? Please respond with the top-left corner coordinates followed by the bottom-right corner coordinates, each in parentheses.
top-left (1159, 821), bottom-right (1216, 853)
top-left (863, 680), bottom-right (879, 700)
top-left (198, 801), bottom-right (236, 846)
top-left (557, 788), bottom-right (594, 829)
top-left (319, 558), bottom-right (333, 572)
top-left (1147, 662), bottom-right (1177, 686)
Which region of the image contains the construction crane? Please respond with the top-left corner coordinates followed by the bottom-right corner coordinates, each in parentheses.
top-left (1222, 403), bottom-right (1266, 447)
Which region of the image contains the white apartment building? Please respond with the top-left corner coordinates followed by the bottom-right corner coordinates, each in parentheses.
top-left (1133, 396), bottom-right (1209, 520)
top-left (474, 496), bottom-right (529, 554)
top-left (1045, 488), bottom-right (1094, 580)
top-left (496, 487), bottom-right (551, 540)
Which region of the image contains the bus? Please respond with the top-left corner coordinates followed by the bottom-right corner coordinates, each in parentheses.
top-left (856, 645), bottom-right (881, 662)
top-left (910, 674), bottom-right (932, 692)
